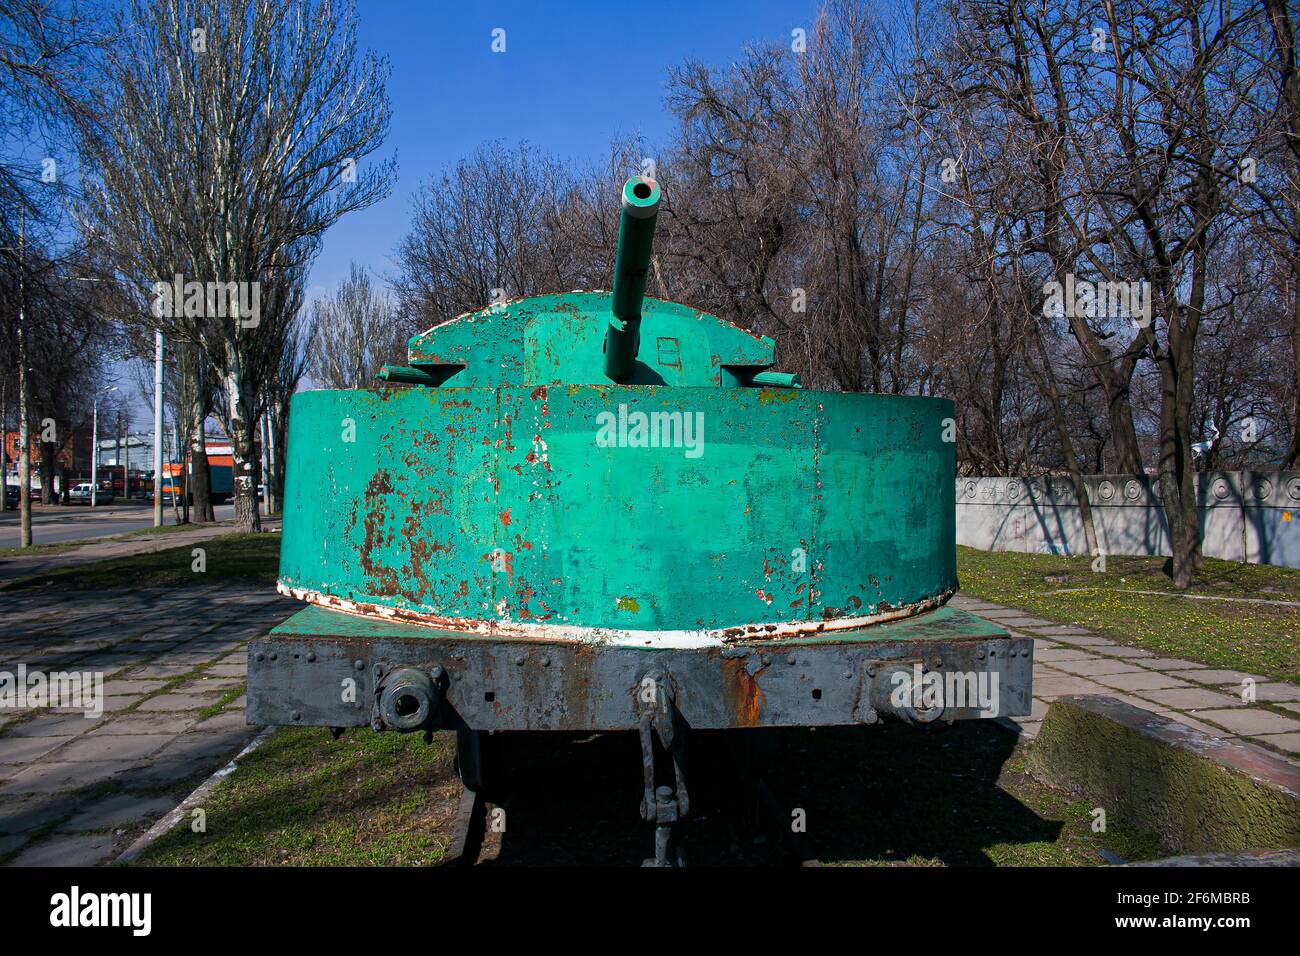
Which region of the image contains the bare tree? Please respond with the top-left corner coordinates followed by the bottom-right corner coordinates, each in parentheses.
top-left (307, 262), bottom-right (401, 389)
top-left (81, 0), bottom-right (394, 531)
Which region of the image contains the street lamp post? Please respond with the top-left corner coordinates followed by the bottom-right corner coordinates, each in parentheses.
top-left (91, 386), bottom-right (117, 508)
top-left (153, 331), bottom-right (163, 527)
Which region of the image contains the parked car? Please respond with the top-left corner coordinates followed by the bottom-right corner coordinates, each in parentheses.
top-left (5, 486), bottom-right (41, 504)
top-left (68, 482), bottom-right (115, 504)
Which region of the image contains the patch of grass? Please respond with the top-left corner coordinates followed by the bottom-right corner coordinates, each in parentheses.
top-left (118, 519), bottom-right (235, 539)
top-left (2, 532), bottom-right (281, 591)
top-left (958, 547), bottom-right (1300, 682)
top-left (131, 720), bottom-right (1159, 867)
top-left (196, 683), bottom-right (247, 720)
top-left (0, 517), bottom-right (234, 558)
top-left (132, 726), bottom-right (457, 866)
top-left (0, 539), bottom-right (84, 558)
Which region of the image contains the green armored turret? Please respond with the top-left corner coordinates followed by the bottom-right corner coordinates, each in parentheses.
top-left (251, 172), bottom-right (1028, 863)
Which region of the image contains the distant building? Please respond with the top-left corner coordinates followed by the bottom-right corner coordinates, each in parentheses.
top-left (3, 427), bottom-right (92, 484)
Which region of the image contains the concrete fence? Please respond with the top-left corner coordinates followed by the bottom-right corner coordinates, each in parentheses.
top-left (956, 471), bottom-right (1300, 569)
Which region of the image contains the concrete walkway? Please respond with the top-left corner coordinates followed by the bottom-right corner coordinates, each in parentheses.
top-left (0, 520), bottom-right (279, 584)
top-left (947, 593), bottom-right (1300, 759)
top-left (0, 586), bottom-right (293, 865)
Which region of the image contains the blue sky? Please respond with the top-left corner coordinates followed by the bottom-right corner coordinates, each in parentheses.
top-left (111, 0), bottom-right (820, 430)
top-left (309, 0), bottom-right (817, 298)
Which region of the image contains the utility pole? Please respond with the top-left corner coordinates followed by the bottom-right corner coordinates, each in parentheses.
top-left (259, 414), bottom-right (270, 517)
top-left (17, 208), bottom-right (31, 547)
top-left (91, 396), bottom-right (98, 507)
top-left (153, 331), bottom-right (163, 527)
top-left (267, 409), bottom-right (279, 516)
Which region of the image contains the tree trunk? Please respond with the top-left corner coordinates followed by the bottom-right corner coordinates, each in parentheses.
top-left (1286, 264), bottom-right (1300, 467)
top-left (226, 351), bottom-right (261, 533)
top-left (39, 441), bottom-right (56, 508)
top-left (1107, 385), bottom-right (1144, 475)
top-left (1027, 323), bottom-right (1099, 555)
top-left (1159, 330), bottom-right (1202, 589)
top-left (188, 417), bottom-right (215, 523)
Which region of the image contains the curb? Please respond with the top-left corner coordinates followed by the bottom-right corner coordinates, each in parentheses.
top-left (113, 726), bottom-right (274, 865)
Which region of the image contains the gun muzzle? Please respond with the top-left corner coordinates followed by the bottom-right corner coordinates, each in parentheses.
top-left (604, 176), bottom-right (661, 383)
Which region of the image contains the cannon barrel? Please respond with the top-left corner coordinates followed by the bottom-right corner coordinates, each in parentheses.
top-left (604, 176), bottom-right (661, 382)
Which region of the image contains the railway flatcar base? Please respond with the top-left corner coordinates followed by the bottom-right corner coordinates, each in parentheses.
top-left (248, 604), bottom-right (1030, 732)
top-left (249, 603), bottom-right (1030, 864)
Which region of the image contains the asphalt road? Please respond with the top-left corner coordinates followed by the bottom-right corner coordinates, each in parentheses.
top-left (0, 501), bottom-right (237, 548)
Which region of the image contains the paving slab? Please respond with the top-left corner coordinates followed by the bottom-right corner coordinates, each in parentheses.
top-left (51, 733), bottom-right (173, 763)
top-left (1097, 645), bottom-right (1154, 658)
top-left (1138, 657), bottom-right (1209, 671)
top-left (205, 663), bottom-right (247, 677)
top-left (988, 616), bottom-right (1058, 628)
top-left (0, 760), bottom-right (135, 797)
top-left (7, 833), bottom-right (116, 867)
top-left (0, 833), bottom-right (28, 856)
top-left (1038, 634), bottom-right (1118, 648)
top-left (2, 713), bottom-right (105, 738)
top-left (1249, 684), bottom-right (1300, 703)
top-left (174, 677), bottom-right (243, 693)
top-left (1163, 711), bottom-right (1230, 737)
top-left (1031, 676), bottom-right (1111, 699)
top-left (0, 735), bottom-right (74, 765)
top-left (1094, 671), bottom-right (1194, 692)
top-left (1252, 733), bottom-right (1300, 754)
top-left (102, 679), bottom-right (168, 695)
top-left (1033, 649), bottom-right (1097, 662)
top-left (0, 794), bottom-right (87, 833)
top-left (56, 794), bottom-right (177, 833)
top-left (1183, 669), bottom-right (1269, 686)
top-left (136, 693), bottom-right (219, 712)
top-left (1137, 687), bottom-right (1247, 710)
top-left (150, 728), bottom-right (255, 765)
top-left (1195, 709), bottom-right (1300, 736)
top-left (124, 663), bottom-right (199, 679)
top-left (87, 714), bottom-right (197, 736)
top-left (193, 711), bottom-right (255, 733)
top-left (1043, 658), bottom-right (1146, 678)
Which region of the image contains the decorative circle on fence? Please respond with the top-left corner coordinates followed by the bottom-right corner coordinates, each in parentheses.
top-left (1288, 478), bottom-right (1300, 501)
top-left (1028, 479), bottom-right (1043, 500)
top-left (963, 481), bottom-right (977, 499)
top-left (1124, 479), bottom-right (1142, 500)
top-left (1212, 478), bottom-right (1231, 500)
top-left (1097, 480), bottom-right (1115, 501)
top-left (1253, 479), bottom-right (1272, 501)
top-left (1007, 480), bottom-right (1021, 500)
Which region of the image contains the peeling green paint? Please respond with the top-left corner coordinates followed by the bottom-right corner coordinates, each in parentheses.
top-left (278, 291), bottom-right (956, 637)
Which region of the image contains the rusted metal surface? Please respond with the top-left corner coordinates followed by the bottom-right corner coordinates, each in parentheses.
top-left (249, 604), bottom-right (1029, 732)
top-left (278, 383), bottom-right (957, 639)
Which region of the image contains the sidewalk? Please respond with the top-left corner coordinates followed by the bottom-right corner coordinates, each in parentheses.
top-left (0, 585), bottom-right (293, 865)
top-left (0, 520), bottom-right (280, 584)
top-left (948, 593), bottom-right (1300, 758)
